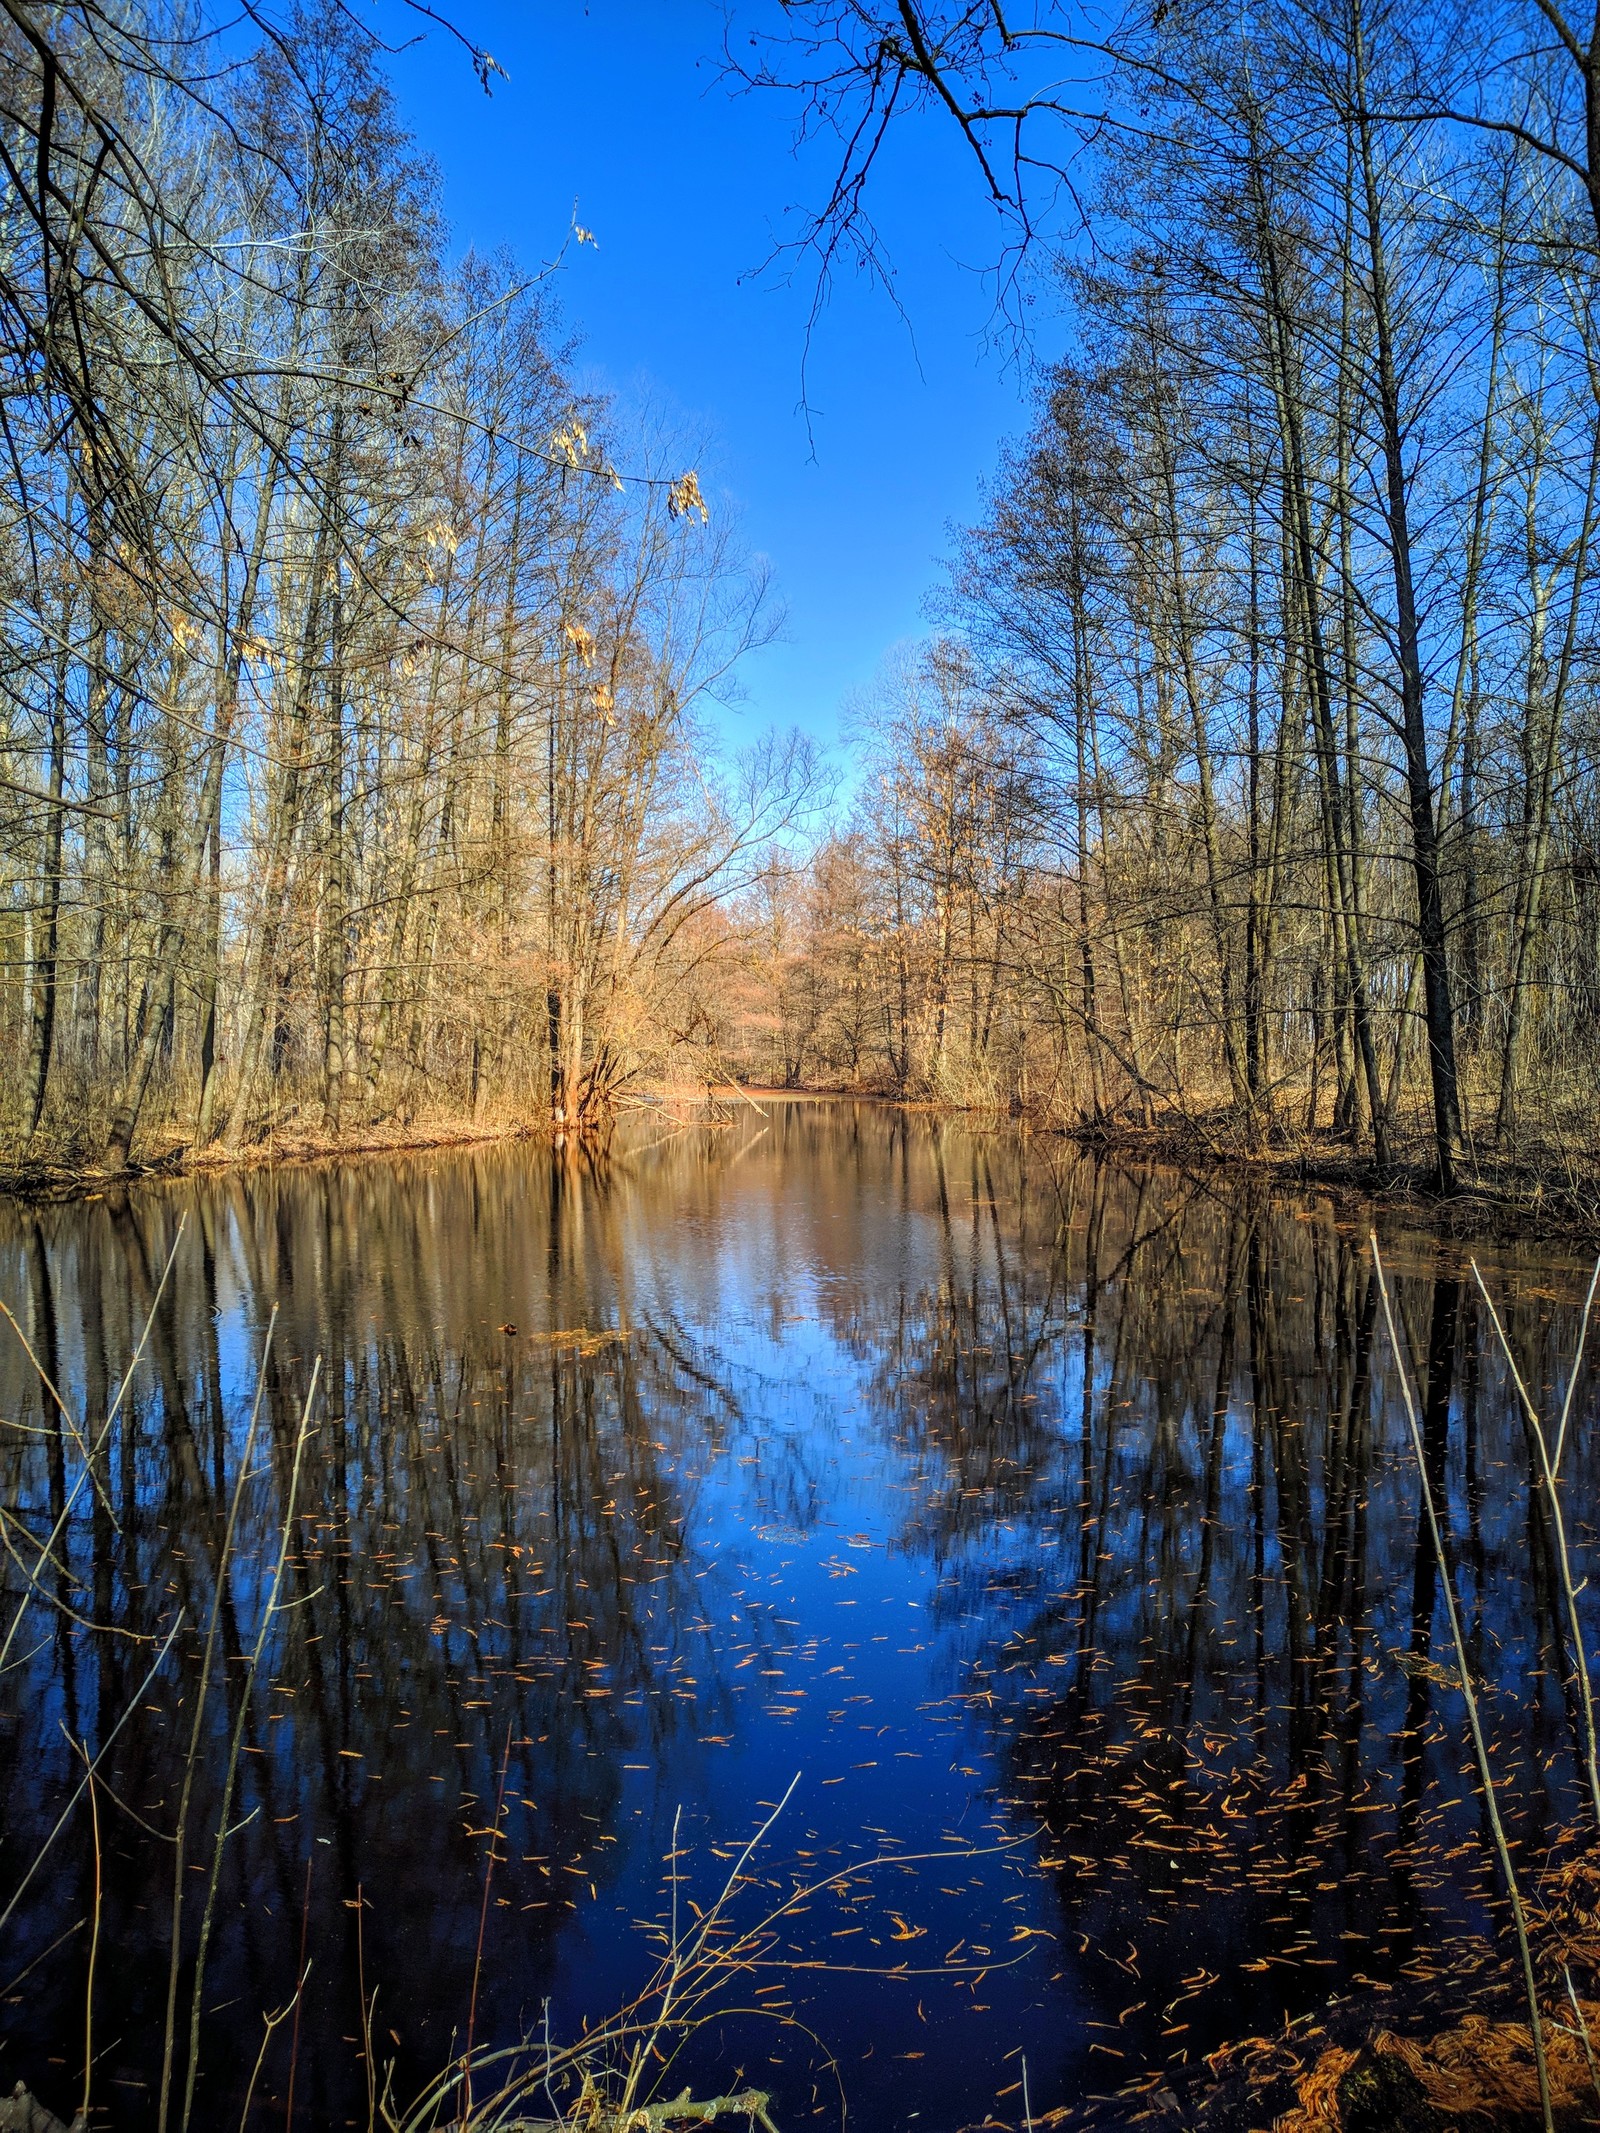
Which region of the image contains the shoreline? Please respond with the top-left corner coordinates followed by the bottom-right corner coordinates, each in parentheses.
top-left (738, 1089), bottom-right (1600, 1245)
top-left (0, 1117), bottom-right (535, 1203)
top-left (1, 1095), bottom-right (1595, 1246)
top-left (0, 1089), bottom-right (886, 1203)
top-left (1036, 1112), bottom-right (1600, 1246)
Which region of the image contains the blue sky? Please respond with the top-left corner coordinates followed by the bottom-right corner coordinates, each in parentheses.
top-left (383, 1), bottom-right (1060, 752)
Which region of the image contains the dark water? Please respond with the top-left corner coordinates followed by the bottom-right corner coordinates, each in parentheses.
top-left (2, 1105), bottom-right (1599, 2131)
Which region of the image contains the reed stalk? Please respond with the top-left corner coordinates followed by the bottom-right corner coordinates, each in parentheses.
top-left (178, 1355), bottom-right (319, 2133)
top-left (358, 1886), bottom-right (378, 2133)
top-left (1472, 1256), bottom-right (1600, 1836)
top-left (1563, 1964), bottom-right (1600, 2109)
top-left (1373, 1236), bottom-right (1554, 2133)
top-left (0, 1217), bottom-right (185, 1675)
top-left (461, 1719), bottom-right (516, 2122)
top-left (157, 1307), bottom-right (279, 2133)
top-left (80, 1751), bottom-right (101, 2125)
top-left (238, 1970), bottom-right (308, 2132)
top-left (395, 1780), bottom-right (1019, 2133)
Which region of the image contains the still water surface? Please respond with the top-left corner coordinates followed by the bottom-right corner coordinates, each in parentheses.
top-left (2, 1105), bottom-right (1599, 2129)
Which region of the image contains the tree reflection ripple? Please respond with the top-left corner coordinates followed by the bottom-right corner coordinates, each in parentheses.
top-left (0, 1110), bottom-right (1595, 2130)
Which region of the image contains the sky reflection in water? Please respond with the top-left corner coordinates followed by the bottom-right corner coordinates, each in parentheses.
top-left (1, 1105), bottom-right (1598, 2131)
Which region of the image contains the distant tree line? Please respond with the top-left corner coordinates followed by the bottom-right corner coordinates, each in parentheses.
top-left (734, 0), bottom-right (1600, 1188)
top-left (0, 1), bottom-right (817, 1170)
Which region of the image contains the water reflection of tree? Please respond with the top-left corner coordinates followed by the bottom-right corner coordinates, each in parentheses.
top-left (0, 1145), bottom-right (752, 2125)
top-left (4, 1118), bottom-right (1599, 2125)
top-left (835, 1139), bottom-right (1600, 2086)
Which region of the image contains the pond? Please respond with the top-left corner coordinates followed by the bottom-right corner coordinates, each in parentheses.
top-left (1, 1103), bottom-right (1598, 2131)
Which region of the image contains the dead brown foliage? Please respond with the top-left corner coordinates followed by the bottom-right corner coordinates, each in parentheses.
top-left (1272, 2009), bottom-right (1600, 2133)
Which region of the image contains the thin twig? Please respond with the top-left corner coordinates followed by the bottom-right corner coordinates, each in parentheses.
top-left (0, 1612), bottom-right (185, 1938)
top-left (462, 1718), bottom-right (516, 2121)
top-left (283, 1856), bottom-right (314, 2132)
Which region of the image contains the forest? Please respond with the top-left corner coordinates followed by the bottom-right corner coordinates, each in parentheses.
top-left (742, 1), bottom-right (1600, 1195)
top-left (8, 12), bottom-right (1600, 2130)
top-left (0, 0), bottom-right (818, 1170)
top-left (3, 0), bottom-right (1600, 1197)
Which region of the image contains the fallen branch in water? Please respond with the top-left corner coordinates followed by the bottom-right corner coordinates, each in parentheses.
top-left (483, 2094), bottom-right (778, 2133)
top-left (612, 2092), bottom-right (777, 2131)
top-left (0, 2083), bottom-right (86, 2133)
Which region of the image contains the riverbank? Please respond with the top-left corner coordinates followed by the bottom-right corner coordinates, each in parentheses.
top-left (3, 1113), bottom-right (1597, 2130)
top-left (1038, 1109), bottom-right (1600, 1247)
top-left (0, 1115), bottom-right (535, 1202)
top-left (732, 1086), bottom-right (1600, 1246)
top-left (0, 1085), bottom-right (848, 1201)
top-left (3, 1091), bottom-right (1598, 1249)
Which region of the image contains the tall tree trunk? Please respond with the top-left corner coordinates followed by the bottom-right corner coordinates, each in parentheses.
top-left (222, 502), bottom-right (332, 1151)
top-left (103, 652), bottom-right (247, 1169)
top-left (320, 545), bottom-right (349, 1134)
top-left (1496, 432), bottom-right (1600, 1135)
top-left (1351, 7), bottom-right (1462, 1187)
top-left (1146, 349), bottom-right (1250, 1116)
top-left (24, 621), bottom-right (72, 1142)
top-left (1251, 159), bottom-right (1389, 1163)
